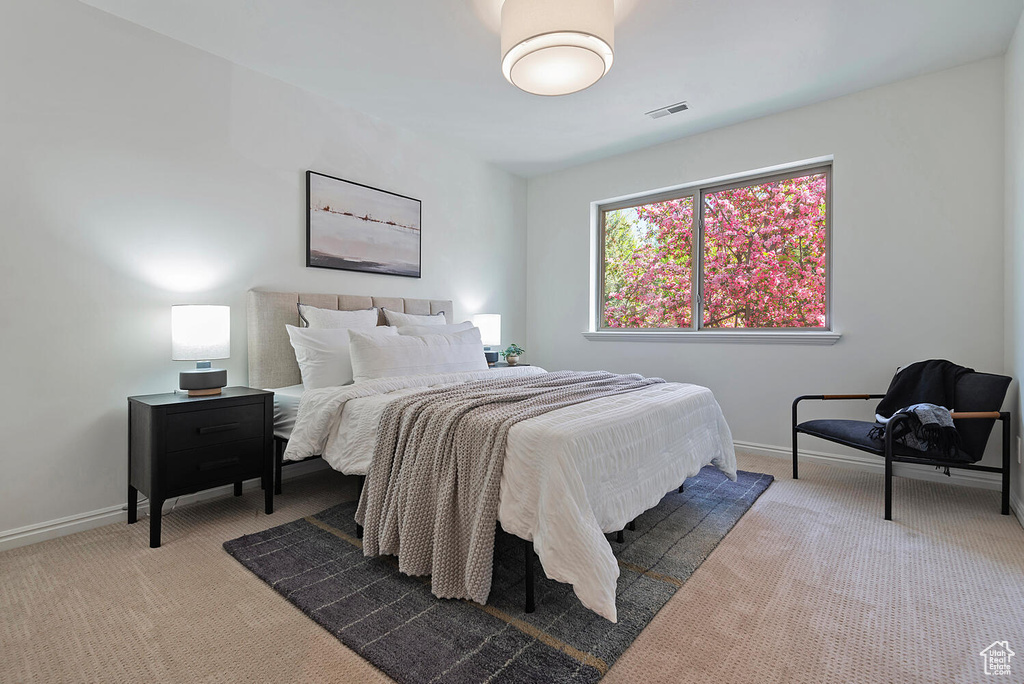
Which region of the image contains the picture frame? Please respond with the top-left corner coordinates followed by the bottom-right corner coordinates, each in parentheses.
top-left (306, 170), bottom-right (422, 278)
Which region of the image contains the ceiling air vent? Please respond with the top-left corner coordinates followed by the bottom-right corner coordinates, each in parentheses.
top-left (645, 101), bottom-right (689, 120)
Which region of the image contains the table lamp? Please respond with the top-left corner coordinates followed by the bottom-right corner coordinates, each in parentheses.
top-left (472, 313), bottom-right (501, 366)
top-left (172, 305), bottom-right (230, 396)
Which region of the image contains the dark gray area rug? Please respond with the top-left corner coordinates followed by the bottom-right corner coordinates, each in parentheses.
top-left (224, 466), bottom-right (772, 683)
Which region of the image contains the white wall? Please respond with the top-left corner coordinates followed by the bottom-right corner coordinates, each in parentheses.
top-left (527, 59), bottom-right (1007, 469)
top-left (0, 0), bottom-right (527, 536)
top-left (1005, 10), bottom-right (1024, 511)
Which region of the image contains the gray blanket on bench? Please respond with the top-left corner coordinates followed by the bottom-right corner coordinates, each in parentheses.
top-left (355, 370), bottom-right (665, 605)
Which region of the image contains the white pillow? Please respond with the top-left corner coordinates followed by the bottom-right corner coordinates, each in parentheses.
top-left (298, 304), bottom-right (379, 330)
top-left (348, 327), bottom-right (487, 382)
top-left (397, 321), bottom-right (474, 336)
top-left (286, 324), bottom-right (398, 389)
top-left (382, 309), bottom-right (447, 327)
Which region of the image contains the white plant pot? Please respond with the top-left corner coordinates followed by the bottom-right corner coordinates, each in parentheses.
top-left (505, 355), bottom-right (519, 366)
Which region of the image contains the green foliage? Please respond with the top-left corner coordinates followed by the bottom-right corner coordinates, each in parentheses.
top-left (501, 343), bottom-right (525, 357)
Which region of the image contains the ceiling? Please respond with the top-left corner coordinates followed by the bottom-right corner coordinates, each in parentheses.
top-left (80, 0), bottom-right (1023, 177)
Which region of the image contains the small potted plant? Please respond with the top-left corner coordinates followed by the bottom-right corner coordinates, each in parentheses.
top-left (501, 343), bottom-right (525, 366)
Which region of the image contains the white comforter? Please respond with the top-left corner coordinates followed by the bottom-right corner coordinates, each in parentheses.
top-left (284, 366), bottom-right (737, 622)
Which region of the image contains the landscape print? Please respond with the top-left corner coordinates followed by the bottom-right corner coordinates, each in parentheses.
top-left (306, 171), bottom-right (421, 277)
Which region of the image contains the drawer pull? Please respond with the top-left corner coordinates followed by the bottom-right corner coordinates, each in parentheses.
top-left (198, 456), bottom-right (241, 471)
top-left (197, 422), bottom-right (239, 435)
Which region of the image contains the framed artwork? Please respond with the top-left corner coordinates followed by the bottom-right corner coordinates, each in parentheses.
top-left (306, 170), bottom-right (422, 278)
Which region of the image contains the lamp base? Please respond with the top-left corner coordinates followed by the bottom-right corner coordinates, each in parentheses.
top-left (187, 387), bottom-right (223, 397)
top-left (179, 368), bottom-right (227, 396)
top-left (484, 351), bottom-right (499, 366)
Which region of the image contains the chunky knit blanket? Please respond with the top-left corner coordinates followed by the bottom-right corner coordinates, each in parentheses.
top-left (355, 370), bottom-right (666, 605)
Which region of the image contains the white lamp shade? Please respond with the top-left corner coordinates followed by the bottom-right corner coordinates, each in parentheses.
top-left (501, 0), bottom-right (614, 96)
top-left (472, 313), bottom-right (502, 347)
top-left (171, 305), bottom-right (230, 361)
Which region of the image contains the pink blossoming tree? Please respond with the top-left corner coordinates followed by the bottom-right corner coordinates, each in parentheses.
top-left (603, 173), bottom-right (827, 328)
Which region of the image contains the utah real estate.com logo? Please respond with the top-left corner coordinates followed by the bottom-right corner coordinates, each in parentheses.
top-left (979, 641), bottom-right (1015, 677)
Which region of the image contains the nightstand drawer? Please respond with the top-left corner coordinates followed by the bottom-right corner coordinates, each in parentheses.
top-left (165, 438), bottom-right (264, 491)
top-left (166, 403), bottom-right (265, 452)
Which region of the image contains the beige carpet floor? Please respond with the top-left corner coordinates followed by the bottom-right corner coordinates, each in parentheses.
top-left (1, 452), bottom-right (1022, 684)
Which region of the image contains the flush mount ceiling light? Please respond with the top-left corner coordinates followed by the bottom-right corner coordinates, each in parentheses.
top-left (501, 0), bottom-right (615, 97)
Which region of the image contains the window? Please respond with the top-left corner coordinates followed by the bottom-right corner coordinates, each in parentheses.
top-left (598, 164), bottom-right (831, 335)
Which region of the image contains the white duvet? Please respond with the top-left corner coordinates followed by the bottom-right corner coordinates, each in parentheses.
top-left (283, 366), bottom-right (737, 622)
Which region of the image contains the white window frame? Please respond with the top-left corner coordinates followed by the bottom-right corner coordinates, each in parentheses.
top-left (586, 157), bottom-right (840, 345)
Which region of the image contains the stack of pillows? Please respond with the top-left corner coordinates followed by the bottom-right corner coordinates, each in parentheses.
top-left (285, 304), bottom-right (488, 389)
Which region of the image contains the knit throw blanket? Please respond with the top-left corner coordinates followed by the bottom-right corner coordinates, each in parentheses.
top-left (355, 370), bottom-right (666, 605)
top-left (869, 402), bottom-right (962, 460)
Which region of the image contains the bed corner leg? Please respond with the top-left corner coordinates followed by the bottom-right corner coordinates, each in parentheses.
top-left (274, 439), bottom-right (284, 496)
top-left (524, 540), bottom-right (535, 614)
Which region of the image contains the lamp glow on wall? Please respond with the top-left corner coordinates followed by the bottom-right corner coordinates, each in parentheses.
top-left (171, 305), bottom-right (230, 396)
top-left (472, 313), bottom-right (502, 365)
top-left (501, 0), bottom-right (615, 96)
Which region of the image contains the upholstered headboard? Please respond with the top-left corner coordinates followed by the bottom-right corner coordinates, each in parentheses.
top-left (247, 290), bottom-right (454, 389)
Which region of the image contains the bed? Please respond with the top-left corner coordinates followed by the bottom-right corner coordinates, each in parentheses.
top-left (246, 289), bottom-right (737, 622)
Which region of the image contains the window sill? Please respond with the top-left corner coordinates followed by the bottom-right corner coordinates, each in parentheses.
top-left (581, 330), bottom-right (842, 345)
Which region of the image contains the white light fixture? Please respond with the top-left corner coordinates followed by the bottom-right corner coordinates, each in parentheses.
top-left (472, 313), bottom-right (502, 366)
top-left (472, 313), bottom-right (502, 347)
top-left (172, 305), bottom-right (230, 396)
top-left (501, 0), bottom-right (615, 97)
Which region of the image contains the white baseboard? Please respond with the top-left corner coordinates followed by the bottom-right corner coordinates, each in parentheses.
top-left (0, 458), bottom-right (332, 553)
top-left (735, 439), bottom-right (1003, 490)
top-left (1012, 490), bottom-right (1024, 531)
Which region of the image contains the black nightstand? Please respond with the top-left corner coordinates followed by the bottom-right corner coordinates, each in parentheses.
top-left (127, 387), bottom-right (274, 547)
top-left (490, 363), bottom-right (531, 368)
